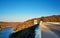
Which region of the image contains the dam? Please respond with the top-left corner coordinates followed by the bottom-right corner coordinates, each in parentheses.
top-left (0, 20), bottom-right (60, 38)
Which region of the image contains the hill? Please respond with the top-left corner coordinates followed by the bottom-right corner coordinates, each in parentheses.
top-left (0, 15), bottom-right (60, 32)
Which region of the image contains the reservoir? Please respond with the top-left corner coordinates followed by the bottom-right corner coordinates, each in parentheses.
top-left (0, 28), bottom-right (13, 38)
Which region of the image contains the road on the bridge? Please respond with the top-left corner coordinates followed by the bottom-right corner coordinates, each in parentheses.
top-left (42, 23), bottom-right (60, 38)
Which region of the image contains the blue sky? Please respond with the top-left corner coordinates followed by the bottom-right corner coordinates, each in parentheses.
top-left (0, 0), bottom-right (60, 22)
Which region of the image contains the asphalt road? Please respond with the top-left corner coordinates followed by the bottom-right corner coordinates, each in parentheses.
top-left (42, 24), bottom-right (60, 38)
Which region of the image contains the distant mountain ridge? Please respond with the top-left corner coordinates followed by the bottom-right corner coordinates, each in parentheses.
top-left (0, 15), bottom-right (60, 32)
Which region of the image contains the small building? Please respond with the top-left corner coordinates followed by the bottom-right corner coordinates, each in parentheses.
top-left (34, 20), bottom-right (37, 24)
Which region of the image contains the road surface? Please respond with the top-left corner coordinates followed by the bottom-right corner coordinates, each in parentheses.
top-left (42, 23), bottom-right (60, 38)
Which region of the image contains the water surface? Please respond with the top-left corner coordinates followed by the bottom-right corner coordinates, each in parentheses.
top-left (0, 28), bottom-right (13, 38)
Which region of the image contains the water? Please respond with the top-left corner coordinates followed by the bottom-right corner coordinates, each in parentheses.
top-left (0, 28), bottom-right (13, 38)
top-left (0, 25), bottom-right (41, 38)
top-left (35, 24), bottom-right (41, 38)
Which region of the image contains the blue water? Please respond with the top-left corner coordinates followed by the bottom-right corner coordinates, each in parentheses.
top-left (35, 25), bottom-right (41, 38)
top-left (0, 28), bottom-right (13, 38)
top-left (0, 25), bottom-right (41, 38)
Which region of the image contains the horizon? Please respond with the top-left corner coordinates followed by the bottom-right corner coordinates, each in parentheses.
top-left (0, 15), bottom-right (60, 22)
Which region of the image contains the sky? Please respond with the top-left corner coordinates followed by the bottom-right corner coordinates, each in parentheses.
top-left (0, 0), bottom-right (60, 22)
